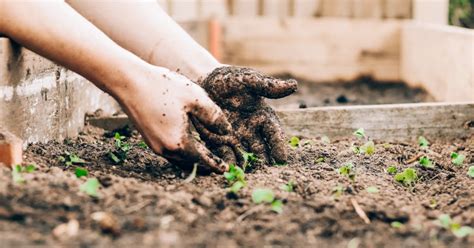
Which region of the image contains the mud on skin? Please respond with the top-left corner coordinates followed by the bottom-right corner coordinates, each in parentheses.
top-left (1, 127), bottom-right (473, 247)
top-left (197, 66), bottom-right (297, 165)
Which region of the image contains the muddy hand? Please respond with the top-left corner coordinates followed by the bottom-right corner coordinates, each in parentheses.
top-left (119, 66), bottom-right (232, 173)
top-left (198, 66), bottom-right (297, 164)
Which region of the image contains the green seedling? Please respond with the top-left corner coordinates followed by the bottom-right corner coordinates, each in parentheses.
top-left (224, 164), bottom-right (246, 193)
top-left (353, 128), bottom-right (366, 139)
top-left (75, 167), bottom-right (88, 178)
top-left (241, 150), bottom-right (258, 170)
top-left (391, 221), bottom-right (404, 228)
top-left (386, 166), bottom-right (397, 174)
top-left (183, 163), bottom-right (198, 183)
top-left (351, 145), bottom-right (360, 154)
top-left (436, 214), bottom-right (474, 238)
top-left (394, 168), bottom-right (418, 187)
top-left (450, 152), bottom-right (465, 166)
top-left (338, 163), bottom-right (356, 182)
top-left (280, 180), bottom-right (295, 192)
top-left (360, 141), bottom-right (375, 155)
top-left (252, 188), bottom-right (283, 214)
top-left (289, 136), bottom-right (300, 148)
top-left (11, 164), bottom-right (36, 184)
top-left (366, 186), bottom-right (379, 193)
top-left (315, 157), bottom-right (325, 163)
top-left (419, 156), bottom-right (434, 168)
top-left (59, 152), bottom-right (85, 167)
top-left (79, 178), bottom-right (101, 197)
top-left (137, 141), bottom-right (148, 149)
top-left (429, 199), bottom-right (438, 209)
top-left (332, 185), bottom-right (345, 198)
top-left (109, 132), bottom-right (131, 163)
top-left (468, 166), bottom-right (474, 178)
top-left (418, 136), bottom-right (429, 148)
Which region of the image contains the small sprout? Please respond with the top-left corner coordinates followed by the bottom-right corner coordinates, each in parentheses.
top-left (289, 136), bottom-right (300, 148)
top-left (109, 132), bottom-right (131, 164)
top-left (429, 199), bottom-right (438, 209)
top-left (59, 152), bottom-right (85, 167)
top-left (338, 163), bottom-right (356, 182)
top-left (252, 188), bottom-right (275, 204)
top-left (271, 200), bottom-right (284, 214)
top-left (252, 188), bottom-right (283, 214)
top-left (382, 143), bottom-right (392, 149)
top-left (468, 166), bottom-right (474, 178)
top-left (351, 145), bottom-right (360, 154)
top-left (332, 185), bottom-right (344, 198)
top-left (280, 180), bottom-right (295, 192)
top-left (241, 150), bottom-right (258, 170)
top-left (229, 181), bottom-right (245, 194)
top-left (366, 186), bottom-right (379, 193)
top-left (436, 214), bottom-right (474, 238)
top-left (418, 136), bottom-right (429, 148)
top-left (353, 128), bottom-right (366, 139)
top-left (315, 157), bottom-right (325, 163)
top-left (183, 163), bottom-right (198, 183)
top-left (79, 178), bottom-right (101, 197)
top-left (419, 156), bottom-right (434, 168)
top-left (75, 167), bottom-right (89, 178)
top-left (386, 166), bottom-right (397, 174)
top-left (450, 152), bottom-right (465, 166)
top-left (394, 168), bottom-right (418, 187)
top-left (11, 164), bottom-right (36, 184)
top-left (360, 141), bottom-right (375, 155)
top-left (137, 141), bottom-right (148, 149)
top-left (391, 221), bottom-right (404, 228)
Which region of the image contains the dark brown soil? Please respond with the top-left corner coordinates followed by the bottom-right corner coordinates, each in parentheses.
top-left (267, 76), bottom-right (435, 109)
top-left (1, 127), bottom-right (473, 247)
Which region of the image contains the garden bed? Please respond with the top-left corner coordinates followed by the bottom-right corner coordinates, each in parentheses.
top-left (0, 125), bottom-right (473, 247)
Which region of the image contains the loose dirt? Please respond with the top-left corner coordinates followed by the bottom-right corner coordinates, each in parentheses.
top-left (267, 76), bottom-right (434, 109)
top-left (0, 127), bottom-right (472, 247)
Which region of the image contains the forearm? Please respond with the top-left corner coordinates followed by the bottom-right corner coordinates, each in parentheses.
top-left (0, 0), bottom-right (147, 101)
top-left (66, 0), bottom-right (220, 82)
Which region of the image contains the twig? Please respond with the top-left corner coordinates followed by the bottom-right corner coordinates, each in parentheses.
top-left (350, 198), bottom-right (370, 224)
top-left (406, 153), bottom-right (423, 164)
top-left (236, 205), bottom-right (265, 223)
top-left (124, 199), bottom-right (152, 214)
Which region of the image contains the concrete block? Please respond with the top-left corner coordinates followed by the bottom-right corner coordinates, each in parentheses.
top-left (401, 22), bottom-right (474, 102)
top-left (413, 0), bottom-right (448, 25)
top-left (353, 0), bottom-right (383, 19)
top-left (384, 0), bottom-right (412, 19)
top-left (0, 130), bottom-right (22, 168)
top-left (321, 0), bottom-right (353, 17)
top-left (292, 0), bottom-right (322, 17)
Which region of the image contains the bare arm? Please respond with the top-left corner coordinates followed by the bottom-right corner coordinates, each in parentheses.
top-left (66, 0), bottom-right (220, 82)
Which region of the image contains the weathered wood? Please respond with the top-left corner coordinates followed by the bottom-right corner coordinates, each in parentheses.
top-left (321, 0), bottom-right (352, 17)
top-left (401, 22), bottom-right (474, 102)
top-left (352, 0), bottom-right (383, 19)
top-left (384, 0), bottom-right (411, 19)
top-left (292, 0), bottom-right (322, 17)
top-left (86, 103), bottom-right (474, 142)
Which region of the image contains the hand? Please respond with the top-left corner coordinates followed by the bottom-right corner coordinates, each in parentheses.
top-left (198, 66), bottom-right (297, 165)
top-left (117, 66), bottom-right (232, 173)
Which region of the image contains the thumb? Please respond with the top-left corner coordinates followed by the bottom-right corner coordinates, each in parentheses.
top-left (189, 91), bottom-right (232, 135)
top-left (244, 73), bottom-right (298, 99)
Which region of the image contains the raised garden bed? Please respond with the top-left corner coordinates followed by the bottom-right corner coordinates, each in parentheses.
top-left (1, 102), bottom-right (473, 247)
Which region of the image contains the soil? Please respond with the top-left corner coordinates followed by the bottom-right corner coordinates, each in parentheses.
top-left (1, 127), bottom-right (473, 247)
top-left (267, 76), bottom-right (435, 109)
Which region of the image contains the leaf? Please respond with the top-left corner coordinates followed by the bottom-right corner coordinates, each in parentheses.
top-left (338, 163), bottom-right (353, 176)
top-left (391, 221), bottom-right (404, 228)
top-left (353, 128), bottom-right (366, 139)
top-left (69, 154), bottom-right (85, 164)
top-left (419, 156), bottom-right (434, 168)
top-left (332, 185), bottom-right (344, 198)
top-left (229, 181), bottom-right (245, 193)
top-left (450, 152), bottom-right (465, 166)
top-left (108, 152), bottom-right (121, 164)
top-left (280, 180), bottom-right (294, 192)
top-left (271, 200), bottom-right (284, 214)
top-left (241, 151), bottom-right (258, 170)
top-left (24, 164), bottom-right (36, 173)
top-left (468, 166), bottom-right (474, 178)
top-left (351, 145), bottom-right (360, 154)
top-left (289, 136), bottom-right (300, 148)
top-left (11, 165), bottom-right (25, 184)
top-left (224, 164), bottom-right (245, 183)
top-left (252, 188), bottom-right (275, 204)
top-left (79, 178), bottom-right (101, 197)
top-left (75, 167), bottom-right (89, 178)
top-left (418, 136), bottom-right (429, 148)
top-left (437, 214), bottom-right (452, 229)
top-left (360, 141), bottom-right (375, 155)
top-left (394, 168), bottom-right (418, 187)
top-left (138, 141), bottom-right (148, 149)
top-left (183, 163), bottom-right (198, 183)
top-left (452, 226), bottom-right (474, 238)
top-left (386, 166), bottom-right (397, 174)
top-left (366, 186), bottom-right (379, 193)
top-left (315, 157), bottom-right (325, 163)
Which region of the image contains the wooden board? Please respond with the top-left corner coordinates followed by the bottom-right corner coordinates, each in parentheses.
top-left (86, 103), bottom-right (474, 142)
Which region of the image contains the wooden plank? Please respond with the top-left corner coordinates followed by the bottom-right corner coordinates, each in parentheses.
top-left (86, 103), bottom-right (474, 142)
top-left (292, 0), bottom-right (322, 17)
top-left (384, 0), bottom-right (411, 19)
top-left (262, 0), bottom-right (289, 17)
top-left (352, 0), bottom-right (383, 19)
top-left (401, 22), bottom-right (474, 102)
top-left (221, 18), bottom-right (402, 82)
top-left (321, 0), bottom-right (352, 17)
